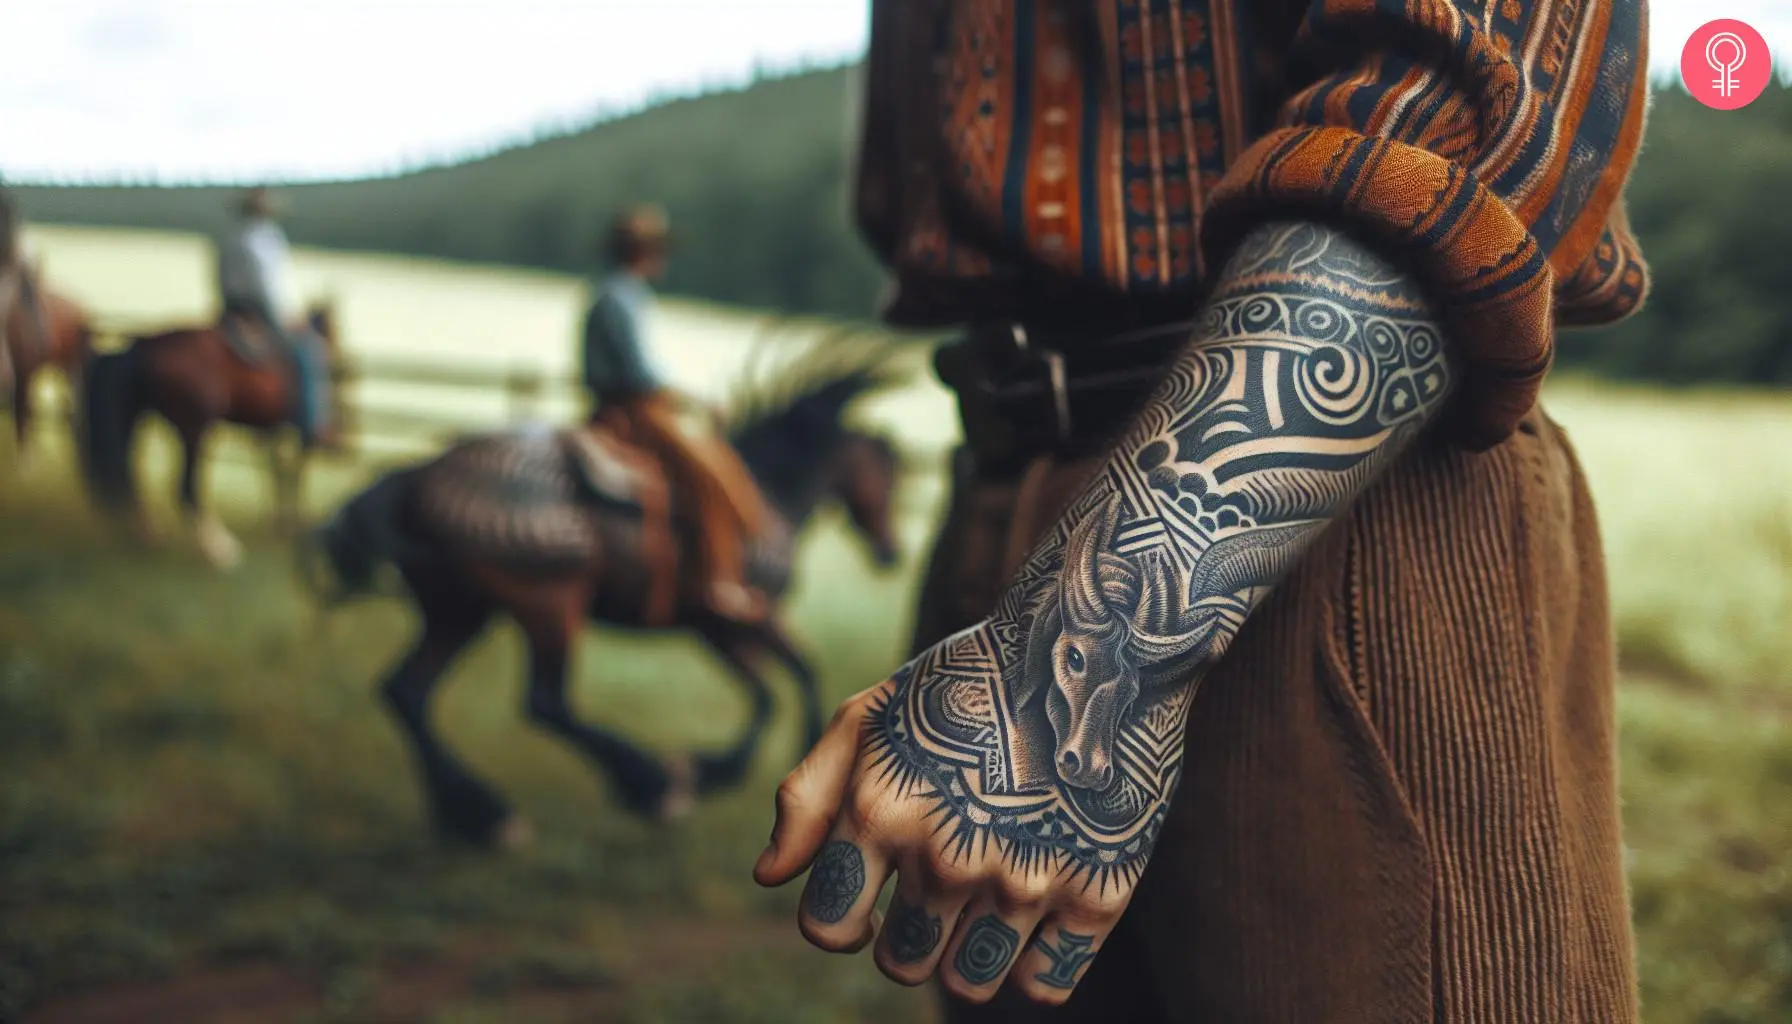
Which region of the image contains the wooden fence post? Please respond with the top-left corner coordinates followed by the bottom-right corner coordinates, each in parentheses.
top-left (507, 366), bottom-right (544, 425)
top-left (331, 360), bottom-right (359, 457)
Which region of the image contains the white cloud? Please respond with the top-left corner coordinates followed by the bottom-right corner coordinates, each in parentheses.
top-left (0, 0), bottom-right (1784, 183)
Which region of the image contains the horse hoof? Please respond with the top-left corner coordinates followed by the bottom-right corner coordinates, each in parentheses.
top-left (656, 755), bottom-right (698, 823)
top-left (197, 523), bottom-right (244, 571)
top-left (201, 540), bottom-right (243, 571)
top-left (496, 814), bottom-right (537, 851)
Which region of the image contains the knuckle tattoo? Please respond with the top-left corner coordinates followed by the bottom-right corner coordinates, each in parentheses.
top-left (801, 225), bottom-right (1445, 999)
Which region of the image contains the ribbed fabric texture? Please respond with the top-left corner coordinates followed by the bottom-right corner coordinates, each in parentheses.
top-left (913, 408), bottom-right (1638, 1023)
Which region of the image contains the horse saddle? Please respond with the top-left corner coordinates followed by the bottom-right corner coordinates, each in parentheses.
top-left (560, 424), bottom-right (652, 508)
top-left (219, 313), bottom-right (284, 368)
top-left (408, 423), bottom-right (663, 569)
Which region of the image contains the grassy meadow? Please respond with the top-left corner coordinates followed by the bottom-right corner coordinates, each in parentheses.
top-left (1, 227), bottom-right (1788, 1023)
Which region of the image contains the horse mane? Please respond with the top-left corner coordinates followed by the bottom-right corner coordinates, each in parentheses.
top-left (721, 321), bottom-right (911, 505)
top-left (725, 320), bottom-right (910, 450)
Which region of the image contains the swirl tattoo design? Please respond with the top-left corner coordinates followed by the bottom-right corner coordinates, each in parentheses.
top-left (805, 841), bottom-right (866, 923)
top-left (867, 222), bottom-right (1460, 890)
top-left (954, 915), bottom-right (1021, 985)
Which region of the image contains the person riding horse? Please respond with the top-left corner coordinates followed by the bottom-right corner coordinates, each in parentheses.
top-left (215, 187), bottom-right (335, 449)
top-left (0, 179), bottom-right (19, 392)
top-left (581, 204), bottom-right (774, 624)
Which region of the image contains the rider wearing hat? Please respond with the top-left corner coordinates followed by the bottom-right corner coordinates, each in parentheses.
top-left (0, 178), bottom-right (28, 392)
top-left (0, 180), bottom-right (18, 391)
top-left (581, 203), bottom-right (772, 624)
top-left (216, 186), bottom-right (334, 448)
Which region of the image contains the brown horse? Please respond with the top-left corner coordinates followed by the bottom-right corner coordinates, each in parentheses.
top-left (305, 345), bottom-right (908, 846)
top-left (79, 305), bottom-right (340, 568)
top-left (3, 266), bottom-right (95, 469)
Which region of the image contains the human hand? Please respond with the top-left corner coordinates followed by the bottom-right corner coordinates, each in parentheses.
top-left (754, 606), bottom-right (1190, 1005)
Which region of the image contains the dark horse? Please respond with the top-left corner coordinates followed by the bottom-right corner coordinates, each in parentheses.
top-left (79, 306), bottom-right (340, 568)
top-left (305, 344), bottom-right (907, 847)
top-left (4, 266), bottom-right (95, 470)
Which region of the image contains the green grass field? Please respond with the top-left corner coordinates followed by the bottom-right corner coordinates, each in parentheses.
top-left (2, 228), bottom-right (1788, 1023)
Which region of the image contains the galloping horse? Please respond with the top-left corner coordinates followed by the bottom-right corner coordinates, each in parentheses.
top-left (79, 305), bottom-right (340, 568)
top-left (3, 266), bottom-right (94, 468)
top-left (305, 343), bottom-right (908, 847)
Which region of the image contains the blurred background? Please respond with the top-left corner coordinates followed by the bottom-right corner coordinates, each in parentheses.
top-left (1, 2), bottom-right (1789, 1022)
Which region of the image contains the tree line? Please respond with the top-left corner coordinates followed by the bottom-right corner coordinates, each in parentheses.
top-left (12, 68), bottom-right (1790, 386)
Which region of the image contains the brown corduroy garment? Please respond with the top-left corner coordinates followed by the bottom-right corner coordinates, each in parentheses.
top-left (912, 407), bottom-right (1639, 1023)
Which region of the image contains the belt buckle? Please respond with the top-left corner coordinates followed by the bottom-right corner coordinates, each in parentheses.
top-left (996, 324), bottom-right (1072, 442)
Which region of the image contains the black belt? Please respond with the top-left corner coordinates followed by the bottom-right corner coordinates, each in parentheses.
top-left (934, 319), bottom-right (1194, 477)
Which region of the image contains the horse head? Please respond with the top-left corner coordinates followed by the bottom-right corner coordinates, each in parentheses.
top-left (727, 331), bottom-right (912, 570)
top-left (830, 430), bottom-right (903, 568)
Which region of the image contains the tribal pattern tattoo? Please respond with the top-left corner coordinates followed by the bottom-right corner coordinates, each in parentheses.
top-left (805, 840), bottom-right (866, 923)
top-left (886, 894), bottom-right (943, 964)
top-left (954, 915), bottom-right (1020, 984)
top-left (868, 222), bottom-right (1459, 889)
top-left (1033, 930), bottom-right (1098, 989)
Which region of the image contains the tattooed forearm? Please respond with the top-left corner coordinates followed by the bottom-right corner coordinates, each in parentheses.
top-left (869, 221), bottom-right (1461, 888)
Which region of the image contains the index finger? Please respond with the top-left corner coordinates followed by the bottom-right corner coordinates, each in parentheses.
top-left (753, 684), bottom-right (886, 886)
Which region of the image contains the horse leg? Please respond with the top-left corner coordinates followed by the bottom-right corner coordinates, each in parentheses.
top-left (756, 619), bottom-right (827, 755)
top-left (267, 433), bottom-right (301, 536)
top-left (379, 598), bottom-right (525, 848)
top-left (10, 365), bottom-right (32, 472)
top-left (688, 623), bottom-right (781, 796)
top-left (516, 603), bottom-right (694, 822)
top-left (177, 422), bottom-right (242, 571)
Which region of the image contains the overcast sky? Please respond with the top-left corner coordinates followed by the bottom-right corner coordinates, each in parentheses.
top-left (2, 0), bottom-right (1787, 184)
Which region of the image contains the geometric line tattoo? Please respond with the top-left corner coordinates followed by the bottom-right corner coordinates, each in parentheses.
top-left (954, 914), bottom-right (1021, 984)
top-left (1033, 930), bottom-right (1098, 989)
top-left (806, 840), bottom-right (866, 923)
top-left (867, 221), bottom-right (1460, 892)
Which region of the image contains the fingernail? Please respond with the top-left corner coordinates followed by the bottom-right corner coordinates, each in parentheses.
top-left (754, 841), bottom-right (777, 876)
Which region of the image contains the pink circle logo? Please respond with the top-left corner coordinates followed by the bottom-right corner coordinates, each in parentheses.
top-left (1681, 19), bottom-right (1773, 110)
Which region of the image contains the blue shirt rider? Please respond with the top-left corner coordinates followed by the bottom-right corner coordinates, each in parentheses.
top-left (578, 204), bottom-right (774, 623)
top-left (582, 262), bottom-right (665, 403)
top-left (0, 180), bottom-right (19, 391)
top-left (215, 187), bottom-right (334, 448)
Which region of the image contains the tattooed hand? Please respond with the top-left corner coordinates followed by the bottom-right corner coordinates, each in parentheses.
top-left (755, 221), bottom-right (1460, 1005)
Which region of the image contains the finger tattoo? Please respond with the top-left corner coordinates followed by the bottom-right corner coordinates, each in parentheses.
top-left (806, 840), bottom-right (867, 923)
top-left (886, 893), bottom-right (943, 964)
top-left (1033, 929), bottom-right (1098, 989)
top-left (954, 914), bottom-right (1021, 985)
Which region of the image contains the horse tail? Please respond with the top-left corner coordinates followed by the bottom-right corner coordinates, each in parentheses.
top-left (61, 320), bottom-right (97, 441)
top-left (299, 465), bottom-right (426, 605)
top-left (79, 342), bottom-right (146, 513)
top-left (69, 319), bottom-right (96, 373)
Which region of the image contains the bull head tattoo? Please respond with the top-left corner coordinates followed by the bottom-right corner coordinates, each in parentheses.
top-left (1018, 493), bottom-right (1316, 792)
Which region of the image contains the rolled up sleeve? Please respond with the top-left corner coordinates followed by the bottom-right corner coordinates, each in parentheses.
top-left (1202, 0), bottom-right (1652, 447)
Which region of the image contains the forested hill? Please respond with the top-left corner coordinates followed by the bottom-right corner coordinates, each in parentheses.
top-left (13, 71), bottom-right (1792, 386)
top-left (12, 66), bottom-right (890, 320)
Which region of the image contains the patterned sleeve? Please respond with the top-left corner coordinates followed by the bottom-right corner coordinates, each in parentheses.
top-left (1202, 0), bottom-right (1652, 448)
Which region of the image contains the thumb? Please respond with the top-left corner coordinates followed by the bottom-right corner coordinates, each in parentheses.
top-left (753, 686), bottom-right (883, 887)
